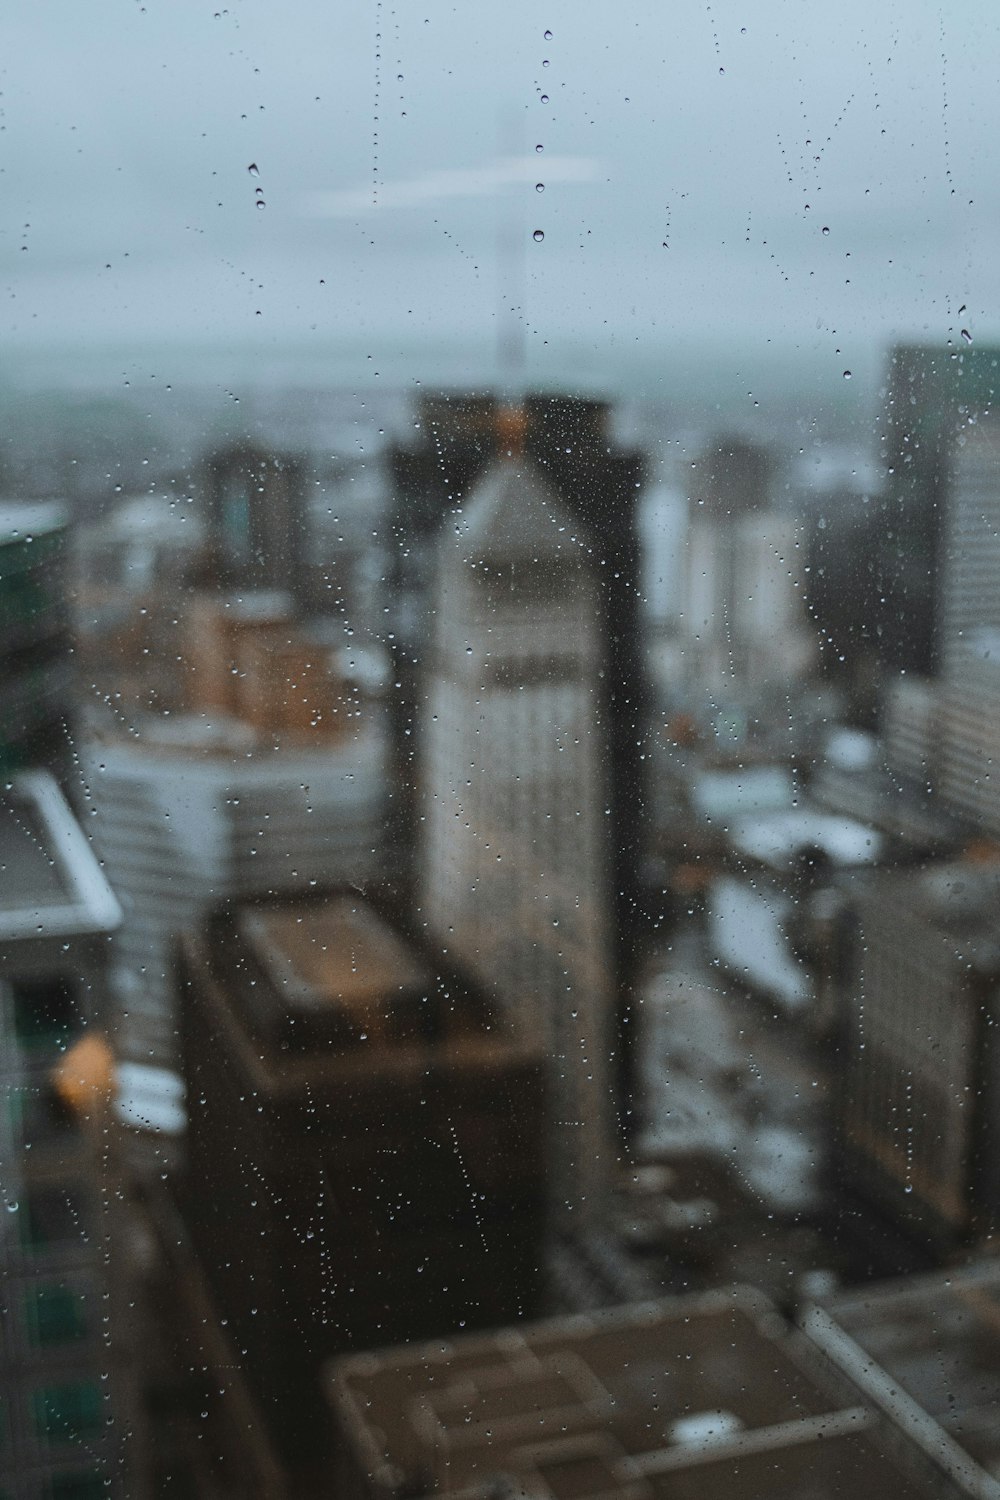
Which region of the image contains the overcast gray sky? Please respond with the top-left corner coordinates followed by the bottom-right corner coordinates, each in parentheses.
top-left (3, 0), bottom-right (999, 394)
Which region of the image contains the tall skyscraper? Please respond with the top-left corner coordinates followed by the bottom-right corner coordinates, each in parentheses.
top-left (203, 443), bottom-right (306, 601)
top-left (420, 443), bottom-right (615, 1224)
top-left (656, 436), bottom-right (813, 708)
top-left (0, 503), bottom-right (73, 786)
top-left (884, 414), bottom-right (1000, 836)
top-left (387, 393), bottom-right (647, 1122)
top-left (878, 342), bottom-right (1000, 674)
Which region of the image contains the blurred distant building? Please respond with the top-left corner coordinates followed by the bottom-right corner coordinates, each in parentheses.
top-left (877, 342), bottom-right (1000, 675)
top-left (304, 453), bottom-right (390, 631)
top-left (803, 1259), bottom-right (1000, 1496)
top-left (936, 416), bottom-right (1000, 834)
top-left (176, 889), bottom-right (545, 1477)
top-left (0, 503), bottom-right (73, 785)
top-left (85, 590), bottom-right (389, 1066)
top-left (882, 414), bottom-right (1000, 838)
top-left (204, 442), bottom-right (306, 600)
top-left (420, 448), bottom-right (616, 1225)
top-left (838, 860), bottom-right (1000, 1250)
top-left (652, 436), bottom-right (814, 711)
top-left (0, 772), bottom-right (134, 1497)
top-left (386, 393), bottom-right (647, 1006)
top-left (329, 1286), bottom-right (960, 1500)
top-left (73, 489), bottom-right (206, 712)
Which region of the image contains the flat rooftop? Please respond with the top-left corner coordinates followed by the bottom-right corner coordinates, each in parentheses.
top-left (0, 772), bottom-right (121, 943)
top-left (240, 898), bottom-right (431, 1014)
top-left (329, 1291), bottom-right (944, 1499)
top-left (804, 1261), bottom-right (1000, 1490)
top-left (195, 890), bottom-right (530, 1077)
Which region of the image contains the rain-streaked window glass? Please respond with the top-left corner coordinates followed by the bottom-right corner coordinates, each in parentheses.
top-left (2, 2), bottom-right (1000, 1494)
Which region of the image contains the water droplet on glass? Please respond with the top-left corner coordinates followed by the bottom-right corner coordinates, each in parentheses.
top-left (821, 226), bottom-right (830, 236)
top-left (842, 370), bottom-right (852, 380)
top-left (535, 182), bottom-right (544, 193)
top-left (961, 328), bottom-right (973, 344)
top-left (248, 162), bottom-right (260, 176)
top-left (256, 199), bottom-right (266, 210)
top-left (544, 28), bottom-right (553, 39)
top-left (542, 59), bottom-right (550, 67)
top-left (533, 229), bottom-right (545, 242)
top-left (540, 93), bottom-right (549, 103)
top-left (535, 143), bottom-right (544, 153)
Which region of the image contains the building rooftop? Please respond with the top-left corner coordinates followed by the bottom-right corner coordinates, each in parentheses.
top-left (188, 890), bottom-right (534, 1084)
top-left (328, 1289), bottom-right (947, 1499)
top-left (239, 898), bottom-right (431, 1017)
top-left (0, 771), bottom-right (121, 943)
top-left (0, 500), bottom-right (67, 543)
top-left (729, 805), bottom-right (882, 872)
top-left (803, 1260), bottom-right (1000, 1494)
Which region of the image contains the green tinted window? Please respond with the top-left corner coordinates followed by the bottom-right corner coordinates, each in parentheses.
top-left (12, 979), bottom-right (77, 1052)
top-left (27, 1285), bottom-right (88, 1347)
top-left (50, 1474), bottom-right (106, 1500)
top-left (34, 1381), bottom-right (102, 1442)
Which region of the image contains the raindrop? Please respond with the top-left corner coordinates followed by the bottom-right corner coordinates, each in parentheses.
top-left (540, 93), bottom-right (549, 103)
top-left (535, 182), bottom-right (544, 193)
top-left (533, 229), bottom-right (545, 242)
top-left (535, 143), bottom-right (544, 153)
top-left (542, 59), bottom-right (550, 67)
top-left (821, 226), bottom-right (830, 236)
top-left (842, 370), bottom-right (852, 380)
top-left (961, 328), bottom-right (973, 344)
top-left (958, 303), bottom-right (967, 315)
top-left (256, 199), bottom-right (266, 210)
top-left (544, 28), bottom-right (553, 39)
top-left (248, 162), bottom-right (260, 176)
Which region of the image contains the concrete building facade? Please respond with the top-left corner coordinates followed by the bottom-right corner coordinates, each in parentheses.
top-left (420, 455), bottom-right (616, 1226)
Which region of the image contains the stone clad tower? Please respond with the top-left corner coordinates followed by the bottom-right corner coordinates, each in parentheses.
top-left (420, 442), bottom-right (614, 1224)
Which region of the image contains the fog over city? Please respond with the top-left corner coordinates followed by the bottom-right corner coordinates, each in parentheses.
top-left (4, 0), bottom-right (999, 403)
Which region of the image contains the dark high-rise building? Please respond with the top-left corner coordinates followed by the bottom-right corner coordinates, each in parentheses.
top-left (0, 772), bottom-right (130, 1497)
top-left (177, 887), bottom-right (545, 1471)
top-left (386, 393), bottom-right (647, 1119)
top-left (0, 503), bottom-right (73, 786)
top-left (878, 343), bottom-right (1000, 674)
top-left (203, 443), bottom-right (306, 600)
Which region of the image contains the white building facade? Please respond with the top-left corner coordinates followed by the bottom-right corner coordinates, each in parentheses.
top-left (420, 458), bottom-right (614, 1225)
top-left (86, 715), bottom-right (389, 1065)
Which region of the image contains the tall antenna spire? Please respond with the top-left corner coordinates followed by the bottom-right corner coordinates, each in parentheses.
top-left (496, 109), bottom-right (527, 396)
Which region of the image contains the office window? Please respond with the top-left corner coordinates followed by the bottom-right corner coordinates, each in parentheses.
top-left (34, 1381), bottom-right (103, 1444)
top-left (19, 1189), bottom-right (87, 1255)
top-left (49, 1473), bottom-right (106, 1500)
top-left (11, 979), bottom-right (78, 1053)
top-left (27, 1285), bottom-right (89, 1349)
